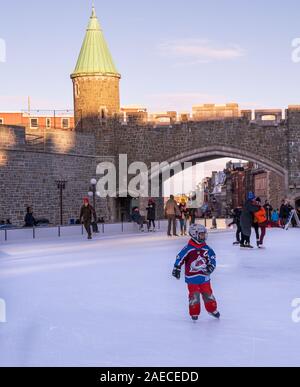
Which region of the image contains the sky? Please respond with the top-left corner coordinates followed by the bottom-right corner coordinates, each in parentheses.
top-left (0, 0), bottom-right (300, 112)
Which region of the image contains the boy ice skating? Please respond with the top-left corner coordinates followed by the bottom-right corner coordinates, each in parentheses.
top-left (172, 224), bottom-right (220, 321)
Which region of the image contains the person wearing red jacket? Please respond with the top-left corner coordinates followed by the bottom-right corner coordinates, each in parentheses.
top-left (172, 224), bottom-right (220, 321)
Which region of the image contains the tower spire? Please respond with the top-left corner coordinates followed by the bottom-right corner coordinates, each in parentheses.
top-left (71, 3), bottom-right (120, 77)
top-left (71, 0), bottom-right (121, 128)
top-left (91, 1), bottom-right (96, 17)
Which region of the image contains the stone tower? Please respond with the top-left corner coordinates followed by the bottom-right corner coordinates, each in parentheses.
top-left (71, 6), bottom-right (121, 129)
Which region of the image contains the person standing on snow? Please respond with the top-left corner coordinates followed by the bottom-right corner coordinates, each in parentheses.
top-left (79, 198), bottom-right (97, 240)
top-left (263, 200), bottom-right (273, 223)
top-left (146, 199), bottom-right (156, 232)
top-left (254, 198), bottom-right (268, 248)
top-left (279, 200), bottom-right (289, 227)
top-left (178, 199), bottom-right (189, 236)
top-left (271, 209), bottom-right (280, 227)
top-left (228, 207), bottom-right (242, 245)
top-left (165, 195), bottom-right (180, 237)
top-left (172, 224), bottom-right (220, 321)
top-left (240, 192), bottom-right (260, 249)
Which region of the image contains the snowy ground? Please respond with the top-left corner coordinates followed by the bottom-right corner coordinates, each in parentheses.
top-left (0, 228), bottom-right (299, 367)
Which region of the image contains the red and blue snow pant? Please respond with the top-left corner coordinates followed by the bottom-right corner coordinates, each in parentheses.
top-left (188, 282), bottom-right (218, 317)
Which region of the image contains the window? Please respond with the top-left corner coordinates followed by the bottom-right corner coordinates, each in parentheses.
top-left (62, 118), bottom-right (70, 129)
top-left (261, 115), bottom-right (276, 121)
top-left (75, 82), bottom-right (80, 98)
top-left (30, 118), bottom-right (39, 129)
top-left (46, 118), bottom-right (51, 128)
top-left (0, 118), bottom-right (4, 125)
top-left (101, 109), bottom-right (106, 120)
top-left (99, 107), bottom-right (107, 122)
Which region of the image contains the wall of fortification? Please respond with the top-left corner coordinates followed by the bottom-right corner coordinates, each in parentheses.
top-left (0, 126), bottom-right (116, 226)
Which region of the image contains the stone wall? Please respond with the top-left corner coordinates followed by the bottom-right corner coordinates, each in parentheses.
top-left (72, 75), bottom-right (120, 129)
top-left (115, 118), bottom-right (288, 176)
top-left (1, 106), bottom-right (300, 225)
top-left (25, 128), bottom-right (96, 155)
top-left (268, 171), bottom-right (286, 208)
top-left (0, 149), bottom-right (118, 226)
top-left (0, 126), bottom-right (116, 226)
top-left (0, 126), bottom-right (25, 149)
top-left (287, 106), bottom-right (300, 201)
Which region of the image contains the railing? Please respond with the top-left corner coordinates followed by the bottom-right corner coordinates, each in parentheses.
top-left (25, 133), bottom-right (44, 145)
top-left (0, 220), bottom-right (163, 242)
top-left (0, 219), bottom-right (233, 242)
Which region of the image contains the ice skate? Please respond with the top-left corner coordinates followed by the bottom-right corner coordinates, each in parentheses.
top-left (209, 311), bottom-right (221, 319)
top-left (191, 316), bottom-right (198, 321)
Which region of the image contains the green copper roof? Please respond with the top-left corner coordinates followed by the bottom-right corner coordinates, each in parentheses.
top-left (71, 7), bottom-right (120, 78)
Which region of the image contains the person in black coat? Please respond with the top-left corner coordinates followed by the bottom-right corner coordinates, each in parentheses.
top-left (240, 192), bottom-right (260, 248)
top-left (24, 207), bottom-right (37, 228)
top-left (146, 199), bottom-right (156, 232)
top-left (79, 198), bottom-right (97, 240)
top-left (228, 207), bottom-right (242, 245)
top-left (263, 200), bottom-right (273, 222)
top-left (279, 200), bottom-right (289, 226)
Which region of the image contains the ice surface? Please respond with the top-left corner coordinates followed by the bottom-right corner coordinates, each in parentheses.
top-left (0, 228), bottom-right (299, 367)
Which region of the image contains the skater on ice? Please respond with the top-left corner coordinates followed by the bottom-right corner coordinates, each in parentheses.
top-left (165, 195), bottom-right (180, 237)
top-left (178, 198), bottom-right (189, 236)
top-left (79, 197), bottom-right (97, 240)
top-left (228, 207), bottom-right (242, 245)
top-left (146, 198), bottom-right (156, 232)
top-left (172, 224), bottom-right (220, 321)
top-left (240, 192), bottom-right (260, 249)
top-left (253, 197), bottom-right (268, 248)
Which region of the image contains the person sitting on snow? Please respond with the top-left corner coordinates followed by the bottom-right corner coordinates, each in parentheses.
top-left (131, 207), bottom-right (145, 232)
top-left (24, 207), bottom-right (37, 228)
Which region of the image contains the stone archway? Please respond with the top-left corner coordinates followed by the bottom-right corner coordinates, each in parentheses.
top-left (164, 146), bottom-right (288, 182)
top-left (149, 145), bottom-right (288, 190)
top-left (144, 145), bottom-right (288, 219)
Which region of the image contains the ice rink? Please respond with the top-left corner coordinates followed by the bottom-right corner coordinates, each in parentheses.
top-left (0, 228), bottom-right (299, 367)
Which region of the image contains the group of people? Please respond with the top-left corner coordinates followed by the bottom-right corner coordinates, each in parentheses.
top-left (131, 199), bottom-right (157, 233)
top-left (171, 192), bottom-right (300, 322)
top-left (131, 196), bottom-right (196, 236)
top-left (279, 200), bottom-right (299, 227)
top-left (164, 195), bottom-right (198, 237)
top-left (229, 194), bottom-right (299, 249)
top-left (229, 193), bottom-right (268, 249)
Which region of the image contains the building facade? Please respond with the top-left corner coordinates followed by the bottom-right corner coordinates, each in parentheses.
top-left (0, 6), bottom-right (300, 225)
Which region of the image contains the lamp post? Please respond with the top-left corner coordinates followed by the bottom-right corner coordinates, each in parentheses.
top-left (88, 178), bottom-right (97, 209)
top-left (56, 180), bottom-right (67, 226)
